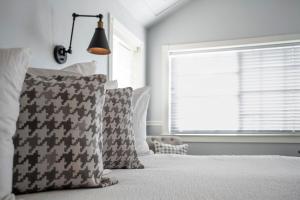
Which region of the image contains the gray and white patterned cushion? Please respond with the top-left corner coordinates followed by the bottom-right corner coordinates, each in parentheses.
top-left (146, 136), bottom-right (183, 153)
top-left (153, 141), bottom-right (188, 155)
top-left (102, 88), bottom-right (144, 169)
top-left (13, 73), bottom-right (118, 194)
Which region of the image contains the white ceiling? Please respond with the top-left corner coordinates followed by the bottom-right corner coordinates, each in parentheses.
top-left (118, 0), bottom-right (191, 27)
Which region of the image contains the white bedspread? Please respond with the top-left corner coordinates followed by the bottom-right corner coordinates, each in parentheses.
top-left (16, 155), bottom-right (300, 200)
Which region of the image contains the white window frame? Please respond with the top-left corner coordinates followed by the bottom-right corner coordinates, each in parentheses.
top-left (161, 34), bottom-right (300, 143)
top-left (108, 13), bottom-right (145, 87)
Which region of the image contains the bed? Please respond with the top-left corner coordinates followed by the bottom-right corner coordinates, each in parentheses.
top-left (1, 51), bottom-right (299, 200)
top-left (16, 154), bottom-right (300, 200)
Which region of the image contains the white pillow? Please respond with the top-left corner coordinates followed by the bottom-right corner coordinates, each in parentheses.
top-left (105, 80), bottom-right (118, 89)
top-left (0, 48), bottom-right (30, 200)
top-left (28, 61), bottom-right (118, 89)
top-left (27, 61), bottom-right (96, 76)
top-left (132, 87), bottom-right (151, 155)
top-left (27, 67), bottom-right (79, 76)
top-left (63, 62), bottom-right (118, 89)
top-left (62, 61), bottom-right (97, 75)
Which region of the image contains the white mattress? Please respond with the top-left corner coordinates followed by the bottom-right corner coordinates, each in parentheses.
top-left (16, 154), bottom-right (300, 200)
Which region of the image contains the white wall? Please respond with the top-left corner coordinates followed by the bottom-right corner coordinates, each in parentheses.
top-left (187, 142), bottom-right (300, 156)
top-left (146, 0), bottom-right (300, 133)
top-left (0, 0), bottom-right (145, 74)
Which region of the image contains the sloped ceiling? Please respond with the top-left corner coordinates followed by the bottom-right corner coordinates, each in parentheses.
top-left (117, 0), bottom-right (191, 27)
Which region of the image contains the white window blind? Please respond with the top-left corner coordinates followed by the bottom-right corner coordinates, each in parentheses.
top-left (169, 43), bottom-right (300, 134)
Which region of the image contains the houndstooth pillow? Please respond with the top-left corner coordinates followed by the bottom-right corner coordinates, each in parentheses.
top-left (102, 88), bottom-right (144, 169)
top-left (13, 73), bottom-right (118, 194)
top-left (154, 141), bottom-right (188, 155)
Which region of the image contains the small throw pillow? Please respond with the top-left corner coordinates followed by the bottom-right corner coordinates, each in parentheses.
top-left (13, 73), bottom-right (117, 194)
top-left (0, 48), bottom-right (30, 200)
top-left (132, 87), bottom-right (151, 155)
top-left (102, 88), bottom-right (144, 169)
top-left (154, 141), bottom-right (188, 155)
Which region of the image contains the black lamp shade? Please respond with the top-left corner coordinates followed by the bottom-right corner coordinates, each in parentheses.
top-left (87, 27), bottom-right (111, 55)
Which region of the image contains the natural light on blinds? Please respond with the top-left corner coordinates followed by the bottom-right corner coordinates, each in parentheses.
top-left (169, 43), bottom-right (300, 134)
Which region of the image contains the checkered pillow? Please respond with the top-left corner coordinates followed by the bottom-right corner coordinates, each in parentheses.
top-left (102, 88), bottom-right (144, 169)
top-left (13, 73), bottom-right (118, 194)
top-left (153, 141), bottom-right (188, 155)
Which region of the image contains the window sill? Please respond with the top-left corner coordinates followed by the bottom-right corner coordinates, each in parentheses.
top-left (172, 134), bottom-right (300, 143)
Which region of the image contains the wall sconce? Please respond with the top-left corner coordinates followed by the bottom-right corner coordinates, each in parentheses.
top-left (54, 13), bottom-right (110, 64)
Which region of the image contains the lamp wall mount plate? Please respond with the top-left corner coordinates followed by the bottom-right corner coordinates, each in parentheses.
top-left (54, 45), bottom-right (68, 64)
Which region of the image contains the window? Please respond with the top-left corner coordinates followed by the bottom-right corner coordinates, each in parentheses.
top-left (109, 16), bottom-right (144, 88)
top-left (168, 41), bottom-right (300, 134)
top-left (112, 35), bottom-right (140, 87)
